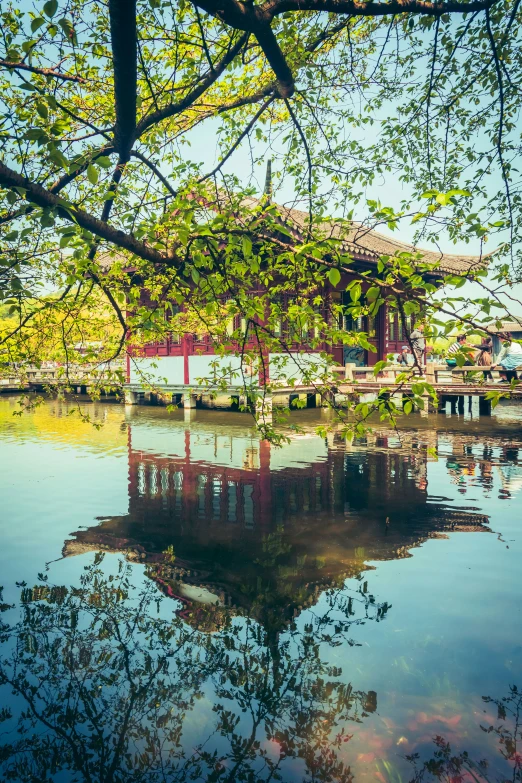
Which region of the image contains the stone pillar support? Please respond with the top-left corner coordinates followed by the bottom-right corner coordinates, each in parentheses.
top-left (183, 393), bottom-right (197, 409)
top-left (124, 389), bottom-right (138, 405)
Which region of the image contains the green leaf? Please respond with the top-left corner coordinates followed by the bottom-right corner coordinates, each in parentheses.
top-left (40, 209), bottom-right (55, 228)
top-left (350, 282), bottom-right (361, 302)
top-left (403, 301), bottom-right (418, 316)
top-left (242, 236), bottom-right (252, 257)
top-left (43, 0), bottom-right (58, 18)
top-left (328, 268), bottom-right (341, 287)
top-left (95, 156), bottom-right (112, 169)
top-left (435, 193), bottom-right (450, 206)
top-left (59, 233), bottom-right (75, 247)
top-left (50, 119), bottom-right (68, 135)
top-left (58, 17), bottom-right (73, 34)
top-left (30, 16), bottom-right (46, 32)
top-left (23, 128), bottom-right (46, 141)
top-left (446, 188), bottom-right (471, 198)
top-left (35, 101), bottom-right (48, 120)
top-left (6, 48), bottom-right (21, 62)
top-left (403, 400), bottom-right (413, 415)
top-left (87, 164), bottom-right (99, 184)
top-left (456, 353), bottom-right (466, 367)
top-left (48, 147), bottom-right (69, 169)
top-left (366, 285), bottom-right (379, 302)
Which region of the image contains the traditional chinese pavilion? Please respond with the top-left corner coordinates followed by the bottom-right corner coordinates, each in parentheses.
top-left (125, 174), bottom-right (488, 397)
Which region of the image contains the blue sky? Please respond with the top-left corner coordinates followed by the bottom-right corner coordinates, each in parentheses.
top-left (185, 117), bottom-right (522, 320)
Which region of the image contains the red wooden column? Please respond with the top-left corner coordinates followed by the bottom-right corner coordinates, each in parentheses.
top-left (182, 334), bottom-right (191, 385)
top-left (378, 303), bottom-right (388, 362)
top-left (259, 349), bottom-right (270, 387)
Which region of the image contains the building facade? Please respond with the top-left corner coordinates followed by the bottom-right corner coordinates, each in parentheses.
top-left (126, 202), bottom-right (487, 393)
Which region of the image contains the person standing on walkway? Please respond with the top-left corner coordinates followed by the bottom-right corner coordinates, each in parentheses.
top-left (476, 336), bottom-right (493, 381)
top-left (410, 324), bottom-right (425, 369)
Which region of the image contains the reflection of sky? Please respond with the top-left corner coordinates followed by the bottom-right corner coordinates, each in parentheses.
top-left (310, 447), bottom-right (522, 772)
top-left (1, 400), bottom-right (522, 779)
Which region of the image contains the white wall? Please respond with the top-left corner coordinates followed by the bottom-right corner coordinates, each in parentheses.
top-left (129, 417), bottom-right (326, 470)
top-left (268, 352), bottom-right (327, 386)
top-left (189, 354), bottom-right (248, 387)
top-left (129, 356), bottom-right (185, 385)
top-left (129, 352), bottom-right (327, 388)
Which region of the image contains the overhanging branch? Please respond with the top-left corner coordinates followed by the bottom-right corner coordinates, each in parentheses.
top-left (108, 0), bottom-right (138, 159)
top-left (135, 32), bottom-right (249, 137)
top-left (195, 0), bottom-right (500, 102)
top-left (260, 0), bottom-right (500, 18)
top-left (0, 161), bottom-right (171, 266)
top-left (0, 59), bottom-right (87, 83)
top-left (254, 25), bottom-right (295, 97)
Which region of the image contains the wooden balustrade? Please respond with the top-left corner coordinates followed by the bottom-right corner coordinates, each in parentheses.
top-left (337, 362), bottom-right (507, 385)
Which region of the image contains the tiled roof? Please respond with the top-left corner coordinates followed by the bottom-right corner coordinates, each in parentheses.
top-left (489, 319), bottom-right (522, 333)
top-left (264, 202), bottom-right (492, 276)
top-left (97, 197), bottom-right (493, 277)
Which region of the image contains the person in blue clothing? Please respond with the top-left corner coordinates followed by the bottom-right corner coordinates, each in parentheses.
top-left (494, 332), bottom-right (522, 382)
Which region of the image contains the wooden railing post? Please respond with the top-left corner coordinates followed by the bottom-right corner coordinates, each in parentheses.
top-left (345, 362), bottom-right (355, 381)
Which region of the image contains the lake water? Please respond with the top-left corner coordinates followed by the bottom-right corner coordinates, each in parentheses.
top-left (0, 396), bottom-right (521, 782)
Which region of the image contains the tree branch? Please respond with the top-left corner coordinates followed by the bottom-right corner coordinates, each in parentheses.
top-left (260, 0), bottom-right (500, 18)
top-left (49, 146), bottom-right (116, 193)
top-left (195, 0), bottom-right (496, 98)
top-left (135, 32), bottom-right (249, 137)
top-left (0, 59), bottom-right (87, 83)
top-left (254, 24), bottom-right (295, 97)
top-left (0, 147), bottom-right (116, 228)
top-left (194, 3), bottom-right (216, 72)
top-left (131, 150), bottom-right (177, 196)
top-left (108, 0), bottom-right (137, 159)
top-left (197, 95), bottom-right (275, 182)
top-left (284, 98), bottom-right (313, 228)
top-left (0, 160), bottom-right (171, 265)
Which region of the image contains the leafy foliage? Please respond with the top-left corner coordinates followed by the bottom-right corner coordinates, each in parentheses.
top-left (0, 555), bottom-right (382, 781)
top-left (0, 0), bottom-right (521, 436)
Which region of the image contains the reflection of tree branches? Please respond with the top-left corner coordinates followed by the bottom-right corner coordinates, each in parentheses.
top-left (406, 685), bottom-right (522, 783)
top-left (0, 555), bottom-right (381, 782)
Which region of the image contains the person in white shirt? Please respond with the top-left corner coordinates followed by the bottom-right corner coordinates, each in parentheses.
top-left (494, 332), bottom-right (522, 382)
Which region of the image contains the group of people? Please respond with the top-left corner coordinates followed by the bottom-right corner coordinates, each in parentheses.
top-left (446, 332), bottom-right (522, 382)
top-left (394, 327), bottom-right (522, 383)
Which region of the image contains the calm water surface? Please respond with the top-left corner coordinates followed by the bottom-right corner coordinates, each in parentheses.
top-left (0, 397), bottom-right (521, 782)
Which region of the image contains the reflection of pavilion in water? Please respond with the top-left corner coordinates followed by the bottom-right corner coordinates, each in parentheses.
top-left (64, 416), bottom-right (492, 629)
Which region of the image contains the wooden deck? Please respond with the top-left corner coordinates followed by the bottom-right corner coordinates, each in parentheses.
top-left (3, 362), bottom-right (521, 416)
top-left (1, 363), bottom-right (125, 394)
